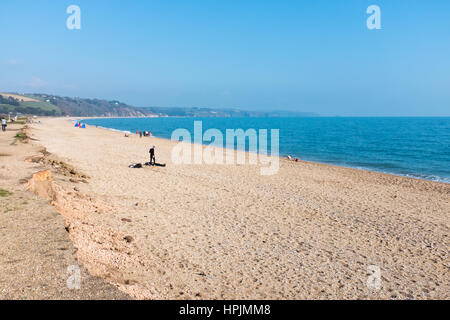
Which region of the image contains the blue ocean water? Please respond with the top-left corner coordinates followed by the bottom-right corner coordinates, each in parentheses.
top-left (82, 117), bottom-right (450, 183)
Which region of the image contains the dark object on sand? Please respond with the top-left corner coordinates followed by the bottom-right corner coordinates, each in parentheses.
top-left (129, 162), bottom-right (166, 168)
top-left (145, 162), bottom-right (166, 167)
top-left (124, 236), bottom-right (134, 243)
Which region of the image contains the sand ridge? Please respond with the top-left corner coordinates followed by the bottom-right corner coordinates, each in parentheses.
top-left (0, 122), bottom-right (129, 299)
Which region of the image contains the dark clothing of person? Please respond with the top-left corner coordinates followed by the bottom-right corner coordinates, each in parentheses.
top-left (1, 124), bottom-right (6, 132)
top-left (149, 148), bottom-right (155, 165)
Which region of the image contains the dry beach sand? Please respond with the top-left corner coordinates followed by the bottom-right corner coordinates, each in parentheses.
top-left (2, 117), bottom-right (449, 299)
top-left (0, 122), bottom-right (129, 299)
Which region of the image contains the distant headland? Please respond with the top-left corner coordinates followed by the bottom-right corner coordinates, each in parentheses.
top-left (0, 92), bottom-right (317, 118)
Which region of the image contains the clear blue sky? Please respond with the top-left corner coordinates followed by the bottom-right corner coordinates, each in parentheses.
top-left (1, 0), bottom-right (449, 116)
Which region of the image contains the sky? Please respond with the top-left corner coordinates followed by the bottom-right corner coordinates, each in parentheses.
top-left (0, 0), bottom-right (449, 116)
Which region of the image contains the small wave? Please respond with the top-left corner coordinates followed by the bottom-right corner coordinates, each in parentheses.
top-left (344, 165), bottom-right (450, 184)
top-left (401, 173), bottom-right (450, 184)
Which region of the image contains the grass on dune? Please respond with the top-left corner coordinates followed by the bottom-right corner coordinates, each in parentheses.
top-left (15, 132), bottom-right (27, 140)
top-left (0, 189), bottom-right (12, 197)
top-left (10, 128), bottom-right (29, 145)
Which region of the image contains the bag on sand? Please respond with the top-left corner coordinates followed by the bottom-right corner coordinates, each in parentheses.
top-left (145, 162), bottom-right (166, 167)
top-left (128, 163), bottom-right (143, 168)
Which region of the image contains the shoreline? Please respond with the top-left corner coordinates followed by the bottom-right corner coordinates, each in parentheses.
top-left (78, 117), bottom-right (450, 185)
top-left (24, 117), bottom-right (449, 299)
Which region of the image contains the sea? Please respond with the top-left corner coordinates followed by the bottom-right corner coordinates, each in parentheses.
top-left (81, 117), bottom-right (450, 183)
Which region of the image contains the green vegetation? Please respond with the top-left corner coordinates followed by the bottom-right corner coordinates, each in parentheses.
top-left (0, 104), bottom-right (15, 111)
top-left (0, 189), bottom-right (12, 197)
top-left (11, 128), bottom-right (29, 145)
top-left (1, 92), bottom-right (317, 118)
top-left (15, 132), bottom-right (27, 140)
top-left (20, 100), bottom-right (60, 113)
top-left (0, 93), bottom-right (144, 117)
top-left (0, 93), bottom-right (61, 116)
top-left (0, 95), bottom-right (19, 106)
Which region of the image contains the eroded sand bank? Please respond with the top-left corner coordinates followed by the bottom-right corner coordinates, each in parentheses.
top-left (0, 122), bottom-right (129, 299)
top-left (27, 117), bottom-right (449, 299)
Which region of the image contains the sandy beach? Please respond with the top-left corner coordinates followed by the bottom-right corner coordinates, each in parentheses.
top-left (0, 121), bottom-right (129, 299)
top-left (6, 117), bottom-right (449, 299)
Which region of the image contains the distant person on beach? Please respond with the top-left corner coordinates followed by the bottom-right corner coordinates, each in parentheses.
top-left (149, 146), bottom-right (156, 165)
top-left (1, 117), bottom-right (7, 132)
top-left (139, 131), bottom-right (142, 138)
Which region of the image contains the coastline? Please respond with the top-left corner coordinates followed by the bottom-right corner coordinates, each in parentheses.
top-left (79, 117), bottom-right (450, 185)
top-left (21, 117), bottom-right (450, 299)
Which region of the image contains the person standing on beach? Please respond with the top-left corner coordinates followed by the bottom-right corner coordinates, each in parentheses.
top-left (139, 131), bottom-right (142, 138)
top-left (1, 117), bottom-right (7, 132)
top-left (149, 146), bottom-right (156, 165)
